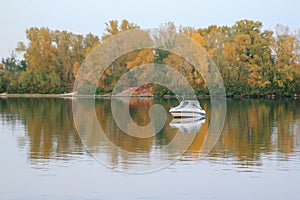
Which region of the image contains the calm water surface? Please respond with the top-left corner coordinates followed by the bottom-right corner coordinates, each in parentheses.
top-left (0, 97), bottom-right (300, 200)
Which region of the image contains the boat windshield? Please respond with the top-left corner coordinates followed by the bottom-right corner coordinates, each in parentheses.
top-left (177, 101), bottom-right (201, 109)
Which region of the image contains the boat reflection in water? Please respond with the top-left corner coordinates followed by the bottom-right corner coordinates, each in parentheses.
top-left (169, 117), bottom-right (206, 133)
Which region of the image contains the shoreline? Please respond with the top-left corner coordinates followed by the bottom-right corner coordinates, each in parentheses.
top-left (0, 93), bottom-right (299, 99)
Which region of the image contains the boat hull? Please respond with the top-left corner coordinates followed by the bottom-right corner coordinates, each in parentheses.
top-left (169, 100), bottom-right (206, 118)
top-left (170, 111), bottom-right (205, 118)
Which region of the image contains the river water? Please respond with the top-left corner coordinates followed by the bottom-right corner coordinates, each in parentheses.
top-left (0, 97), bottom-right (299, 200)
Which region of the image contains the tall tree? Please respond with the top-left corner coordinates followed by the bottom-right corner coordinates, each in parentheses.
top-left (102, 19), bottom-right (139, 41)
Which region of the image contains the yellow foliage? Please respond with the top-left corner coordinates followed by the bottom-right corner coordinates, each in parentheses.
top-left (106, 68), bottom-right (112, 76)
top-left (223, 42), bottom-right (235, 61)
top-left (235, 34), bottom-right (251, 51)
top-left (163, 53), bottom-right (185, 70)
top-left (195, 78), bottom-right (202, 85)
top-left (73, 62), bottom-right (80, 77)
top-left (208, 49), bottom-right (215, 57)
top-left (191, 33), bottom-right (205, 47)
top-left (278, 80), bottom-right (284, 88)
top-left (126, 49), bottom-right (154, 69)
top-left (101, 74), bottom-right (106, 80)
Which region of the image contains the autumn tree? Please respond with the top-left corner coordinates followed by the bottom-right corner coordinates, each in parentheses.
top-left (16, 28), bottom-right (100, 90)
top-left (102, 19), bottom-right (139, 41)
top-left (271, 24), bottom-right (298, 94)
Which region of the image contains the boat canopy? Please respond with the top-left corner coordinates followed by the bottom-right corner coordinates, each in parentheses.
top-left (176, 100), bottom-right (202, 109)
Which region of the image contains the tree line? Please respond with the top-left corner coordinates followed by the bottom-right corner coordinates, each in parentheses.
top-left (0, 19), bottom-right (299, 96)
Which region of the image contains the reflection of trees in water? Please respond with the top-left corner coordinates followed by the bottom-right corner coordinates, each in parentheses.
top-left (207, 99), bottom-right (300, 166)
top-left (92, 98), bottom-right (178, 168)
top-left (94, 98), bottom-right (176, 148)
top-left (0, 98), bottom-right (82, 162)
top-left (0, 98), bottom-right (299, 167)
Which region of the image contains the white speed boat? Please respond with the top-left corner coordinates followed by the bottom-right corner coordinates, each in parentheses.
top-left (169, 100), bottom-right (206, 118)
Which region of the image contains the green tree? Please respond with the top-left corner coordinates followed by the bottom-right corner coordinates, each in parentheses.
top-left (1, 52), bottom-right (27, 73)
top-left (0, 72), bottom-right (7, 93)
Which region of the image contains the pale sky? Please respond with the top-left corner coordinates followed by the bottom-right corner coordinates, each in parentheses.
top-left (1, 0), bottom-right (300, 58)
